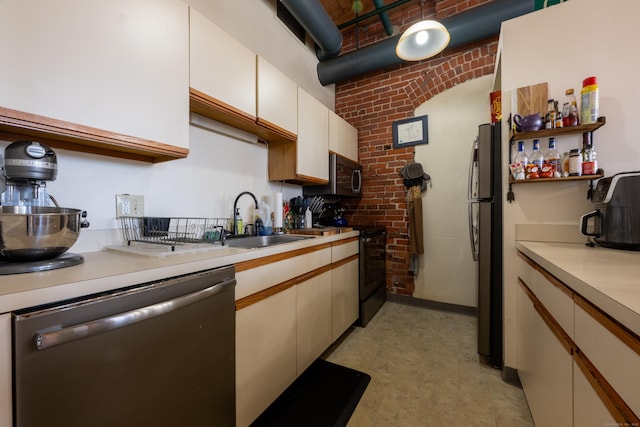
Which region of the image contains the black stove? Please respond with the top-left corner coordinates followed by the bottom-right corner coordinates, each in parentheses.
top-left (351, 225), bottom-right (386, 326)
top-left (0, 253), bottom-right (84, 275)
top-left (351, 225), bottom-right (386, 237)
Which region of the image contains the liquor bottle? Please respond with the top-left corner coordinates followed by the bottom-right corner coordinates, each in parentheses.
top-left (545, 99), bottom-right (556, 129)
top-left (530, 139), bottom-right (544, 169)
top-left (545, 137), bottom-right (562, 177)
top-left (513, 140), bottom-right (528, 165)
top-left (562, 89), bottom-right (579, 127)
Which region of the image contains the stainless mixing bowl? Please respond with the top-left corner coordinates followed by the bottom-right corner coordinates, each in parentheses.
top-left (0, 206), bottom-right (83, 262)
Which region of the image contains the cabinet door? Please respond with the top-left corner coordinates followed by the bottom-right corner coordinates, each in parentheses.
top-left (296, 270), bottom-right (332, 375)
top-left (0, 0), bottom-right (189, 149)
top-left (329, 110), bottom-right (358, 162)
top-left (575, 301), bottom-right (640, 417)
top-left (517, 280), bottom-right (573, 427)
top-left (190, 7), bottom-right (256, 119)
top-left (332, 258), bottom-right (359, 341)
top-left (236, 287), bottom-right (297, 427)
top-left (573, 359), bottom-right (617, 427)
top-left (0, 313), bottom-right (11, 427)
top-left (257, 56), bottom-right (297, 136)
top-left (297, 87), bottom-right (329, 182)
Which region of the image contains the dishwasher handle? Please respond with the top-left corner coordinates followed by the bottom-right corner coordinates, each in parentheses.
top-left (35, 278), bottom-right (236, 351)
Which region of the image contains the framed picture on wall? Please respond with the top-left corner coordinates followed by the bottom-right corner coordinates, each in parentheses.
top-left (392, 115), bottom-right (428, 148)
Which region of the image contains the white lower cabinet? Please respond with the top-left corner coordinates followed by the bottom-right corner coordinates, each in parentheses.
top-left (517, 251), bottom-right (640, 426)
top-left (573, 359), bottom-right (616, 427)
top-left (331, 258), bottom-right (359, 341)
top-left (296, 271), bottom-right (332, 375)
top-left (517, 280), bottom-right (573, 427)
top-left (236, 286), bottom-right (297, 427)
top-left (235, 238), bottom-right (359, 427)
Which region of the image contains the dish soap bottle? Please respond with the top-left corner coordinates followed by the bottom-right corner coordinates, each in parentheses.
top-left (235, 208), bottom-right (243, 235)
top-left (304, 207), bottom-right (312, 229)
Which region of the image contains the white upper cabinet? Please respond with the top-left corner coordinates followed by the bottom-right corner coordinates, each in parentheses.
top-left (0, 0), bottom-right (190, 150)
top-left (297, 87), bottom-right (329, 182)
top-left (328, 110), bottom-right (358, 162)
top-left (189, 7), bottom-right (256, 120)
top-left (256, 56), bottom-right (297, 137)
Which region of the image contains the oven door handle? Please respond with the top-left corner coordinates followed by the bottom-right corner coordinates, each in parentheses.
top-left (34, 278), bottom-right (236, 350)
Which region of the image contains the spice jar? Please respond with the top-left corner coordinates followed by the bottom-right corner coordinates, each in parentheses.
top-left (569, 149), bottom-right (582, 176)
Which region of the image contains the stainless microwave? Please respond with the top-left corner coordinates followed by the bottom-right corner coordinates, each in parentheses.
top-left (303, 153), bottom-right (362, 198)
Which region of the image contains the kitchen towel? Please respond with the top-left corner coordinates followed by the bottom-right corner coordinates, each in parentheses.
top-left (407, 185), bottom-right (424, 275)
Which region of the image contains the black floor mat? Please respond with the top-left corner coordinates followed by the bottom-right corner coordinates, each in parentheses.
top-left (250, 359), bottom-right (371, 427)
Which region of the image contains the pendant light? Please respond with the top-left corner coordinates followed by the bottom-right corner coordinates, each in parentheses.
top-left (395, 1), bottom-right (450, 61)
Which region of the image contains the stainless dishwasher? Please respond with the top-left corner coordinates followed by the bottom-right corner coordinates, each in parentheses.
top-left (12, 265), bottom-right (236, 427)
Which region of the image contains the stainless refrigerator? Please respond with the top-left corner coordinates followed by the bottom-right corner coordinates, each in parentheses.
top-left (468, 122), bottom-right (503, 368)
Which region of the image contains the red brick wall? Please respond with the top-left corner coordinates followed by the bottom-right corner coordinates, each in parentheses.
top-left (337, 0), bottom-right (497, 295)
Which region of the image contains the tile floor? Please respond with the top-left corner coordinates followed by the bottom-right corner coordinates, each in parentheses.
top-left (324, 302), bottom-right (535, 427)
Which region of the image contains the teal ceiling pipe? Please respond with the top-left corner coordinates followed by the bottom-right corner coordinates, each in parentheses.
top-left (317, 0), bottom-right (535, 86)
top-left (279, 0), bottom-right (343, 58)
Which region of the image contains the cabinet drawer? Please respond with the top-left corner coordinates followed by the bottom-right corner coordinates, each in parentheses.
top-left (331, 239), bottom-right (359, 262)
top-left (235, 247), bottom-right (331, 300)
top-left (575, 298), bottom-right (640, 417)
top-left (518, 251), bottom-right (574, 338)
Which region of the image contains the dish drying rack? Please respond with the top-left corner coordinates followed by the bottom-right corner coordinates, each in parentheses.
top-left (119, 216), bottom-right (229, 250)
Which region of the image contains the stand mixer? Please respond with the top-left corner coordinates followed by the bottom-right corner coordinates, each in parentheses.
top-left (0, 140), bottom-right (59, 207)
top-left (0, 140), bottom-right (89, 274)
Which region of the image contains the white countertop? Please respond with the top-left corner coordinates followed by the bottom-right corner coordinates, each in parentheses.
top-left (516, 241), bottom-right (640, 336)
top-left (0, 231), bottom-right (359, 313)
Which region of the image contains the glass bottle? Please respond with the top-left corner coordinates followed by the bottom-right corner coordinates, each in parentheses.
top-left (513, 141), bottom-right (528, 165)
top-left (582, 132), bottom-right (598, 175)
top-left (545, 99), bottom-right (556, 129)
top-left (545, 137), bottom-right (562, 177)
top-left (512, 141), bottom-right (528, 180)
top-left (530, 139), bottom-right (544, 169)
top-left (569, 149), bottom-right (582, 176)
top-left (562, 88), bottom-right (579, 127)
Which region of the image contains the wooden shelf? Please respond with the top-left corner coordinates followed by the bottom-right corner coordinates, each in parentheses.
top-left (507, 116), bottom-right (607, 202)
top-left (511, 116), bottom-right (606, 141)
top-left (509, 170), bottom-right (604, 185)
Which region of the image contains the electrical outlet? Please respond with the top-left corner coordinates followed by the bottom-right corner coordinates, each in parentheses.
top-left (116, 194), bottom-right (144, 218)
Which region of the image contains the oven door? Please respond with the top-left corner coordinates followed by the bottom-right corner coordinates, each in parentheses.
top-left (359, 231), bottom-right (386, 299)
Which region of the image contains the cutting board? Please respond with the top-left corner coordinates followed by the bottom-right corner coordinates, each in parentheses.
top-left (516, 82), bottom-right (548, 116)
top-left (290, 227), bottom-right (353, 236)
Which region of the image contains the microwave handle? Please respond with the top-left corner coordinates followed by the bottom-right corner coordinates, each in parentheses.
top-left (352, 169), bottom-right (362, 193)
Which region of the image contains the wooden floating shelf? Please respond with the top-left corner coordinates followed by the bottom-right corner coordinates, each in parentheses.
top-left (511, 116), bottom-right (606, 141)
top-left (509, 170), bottom-right (604, 185)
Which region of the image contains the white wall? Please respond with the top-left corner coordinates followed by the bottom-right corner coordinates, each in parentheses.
top-left (186, 0), bottom-right (335, 109)
top-left (500, 0), bottom-right (640, 368)
top-left (413, 75), bottom-right (494, 307)
top-left (0, 115), bottom-right (301, 253)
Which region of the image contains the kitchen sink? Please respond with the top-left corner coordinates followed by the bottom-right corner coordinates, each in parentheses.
top-left (224, 234), bottom-right (312, 249)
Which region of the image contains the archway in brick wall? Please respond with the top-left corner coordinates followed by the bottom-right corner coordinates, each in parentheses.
top-left (336, 37), bottom-right (498, 296)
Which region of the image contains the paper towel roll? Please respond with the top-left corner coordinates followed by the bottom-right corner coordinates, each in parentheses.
top-left (274, 192), bottom-right (283, 228)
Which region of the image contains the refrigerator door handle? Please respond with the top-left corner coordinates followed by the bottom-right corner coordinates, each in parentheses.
top-left (468, 201), bottom-right (479, 262)
top-left (468, 136), bottom-right (478, 200)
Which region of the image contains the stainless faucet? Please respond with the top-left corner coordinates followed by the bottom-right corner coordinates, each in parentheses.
top-left (233, 191), bottom-right (259, 236)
